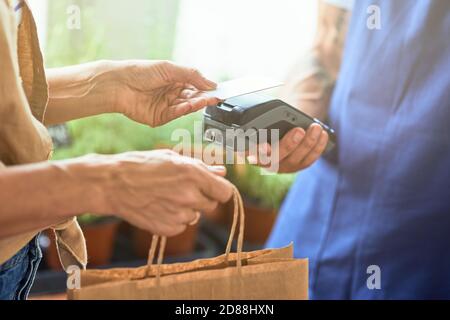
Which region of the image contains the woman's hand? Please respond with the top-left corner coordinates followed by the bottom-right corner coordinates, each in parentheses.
top-left (76, 150), bottom-right (233, 237)
top-left (46, 60), bottom-right (220, 127)
top-left (112, 60), bottom-right (221, 127)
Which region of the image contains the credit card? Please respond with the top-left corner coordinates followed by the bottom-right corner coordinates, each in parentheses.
top-left (206, 77), bottom-right (284, 100)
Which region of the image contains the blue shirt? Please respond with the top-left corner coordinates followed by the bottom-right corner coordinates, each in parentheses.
top-left (267, 0), bottom-right (450, 299)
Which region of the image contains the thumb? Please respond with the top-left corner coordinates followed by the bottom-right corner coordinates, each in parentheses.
top-left (166, 63), bottom-right (217, 91)
top-left (207, 165), bottom-right (227, 177)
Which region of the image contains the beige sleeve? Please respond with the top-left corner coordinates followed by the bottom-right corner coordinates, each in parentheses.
top-left (0, 1), bottom-right (86, 270)
top-left (0, 0), bottom-right (52, 166)
top-left (0, 0), bottom-right (26, 134)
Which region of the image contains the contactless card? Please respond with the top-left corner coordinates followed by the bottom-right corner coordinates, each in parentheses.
top-left (206, 77), bottom-right (284, 100)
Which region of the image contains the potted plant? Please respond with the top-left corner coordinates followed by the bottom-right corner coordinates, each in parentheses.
top-left (44, 214), bottom-right (120, 270)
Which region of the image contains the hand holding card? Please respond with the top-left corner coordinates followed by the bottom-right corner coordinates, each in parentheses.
top-left (206, 77), bottom-right (284, 101)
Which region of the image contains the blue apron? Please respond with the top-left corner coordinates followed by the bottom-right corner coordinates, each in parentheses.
top-left (267, 0), bottom-right (450, 299)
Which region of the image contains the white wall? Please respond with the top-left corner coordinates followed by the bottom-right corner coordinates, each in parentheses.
top-left (173, 0), bottom-right (318, 81)
top-left (31, 0), bottom-right (317, 81)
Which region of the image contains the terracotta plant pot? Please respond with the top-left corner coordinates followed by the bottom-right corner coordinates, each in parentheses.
top-left (243, 203), bottom-right (278, 244)
top-left (45, 218), bottom-right (120, 270)
top-left (132, 223), bottom-right (199, 259)
top-left (204, 198), bottom-right (233, 226)
top-left (227, 199), bottom-right (278, 245)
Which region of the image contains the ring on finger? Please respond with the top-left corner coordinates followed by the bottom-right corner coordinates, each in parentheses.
top-left (189, 211), bottom-right (201, 226)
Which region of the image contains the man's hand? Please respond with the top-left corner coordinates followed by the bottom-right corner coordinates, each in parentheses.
top-left (79, 150), bottom-right (233, 236)
top-left (112, 60), bottom-right (220, 127)
top-left (248, 123), bottom-right (329, 174)
top-left (245, 2), bottom-right (351, 174)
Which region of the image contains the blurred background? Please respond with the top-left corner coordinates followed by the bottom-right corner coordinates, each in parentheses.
top-left (29, 0), bottom-right (318, 298)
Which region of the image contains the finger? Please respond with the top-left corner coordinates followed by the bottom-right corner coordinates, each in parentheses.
top-left (154, 221), bottom-right (187, 237)
top-left (179, 88), bottom-right (199, 99)
top-left (168, 97), bottom-right (212, 120)
top-left (162, 82), bottom-right (185, 102)
top-left (162, 102), bottom-right (193, 124)
top-left (281, 124), bottom-right (323, 170)
top-left (124, 208), bottom-right (187, 237)
top-left (123, 211), bottom-right (182, 237)
top-left (189, 96), bottom-right (221, 111)
top-left (246, 143), bottom-right (271, 166)
top-left (204, 96), bottom-right (221, 107)
top-left (122, 214), bottom-right (156, 235)
top-left (189, 97), bottom-right (209, 111)
top-left (167, 63), bottom-right (217, 91)
top-left (299, 130), bottom-right (329, 169)
top-left (207, 165), bottom-right (227, 177)
top-left (179, 188), bottom-right (220, 213)
top-left (175, 92), bottom-right (220, 107)
top-left (190, 189), bottom-right (221, 213)
top-left (174, 209), bottom-right (198, 225)
top-left (194, 166), bottom-right (234, 203)
top-left (272, 128), bottom-right (306, 162)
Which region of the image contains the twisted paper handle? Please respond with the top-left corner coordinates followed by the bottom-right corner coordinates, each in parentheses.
top-left (146, 235), bottom-right (167, 284)
top-left (224, 187), bottom-right (245, 269)
top-left (146, 186), bottom-right (245, 281)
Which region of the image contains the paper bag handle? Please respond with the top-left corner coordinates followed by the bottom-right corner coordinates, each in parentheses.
top-left (146, 186), bottom-right (245, 280)
top-left (146, 234), bottom-right (167, 283)
top-left (224, 187), bottom-right (245, 269)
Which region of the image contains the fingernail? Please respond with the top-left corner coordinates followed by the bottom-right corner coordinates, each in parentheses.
top-left (311, 125), bottom-right (322, 140)
top-left (208, 165), bottom-right (226, 172)
top-left (192, 97), bottom-right (205, 105)
top-left (205, 79), bottom-right (217, 89)
top-left (181, 103), bottom-right (193, 114)
top-left (247, 155), bottom-right (258, 164)
top-left (293, 130), bottom-right (305, 144)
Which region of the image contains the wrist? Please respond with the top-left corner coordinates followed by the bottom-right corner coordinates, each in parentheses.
top-left (89, 60), bottom-right (124, 114)
top-left (54, 155), bottom-right (112, 216)
top-left (103, 60), bottom-right (140, 114)
top-left (46, 60), bottom-right (124, 124)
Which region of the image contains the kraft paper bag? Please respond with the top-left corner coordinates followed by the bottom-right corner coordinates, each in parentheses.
top-left (68, 188), bottom-right (308, 300)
